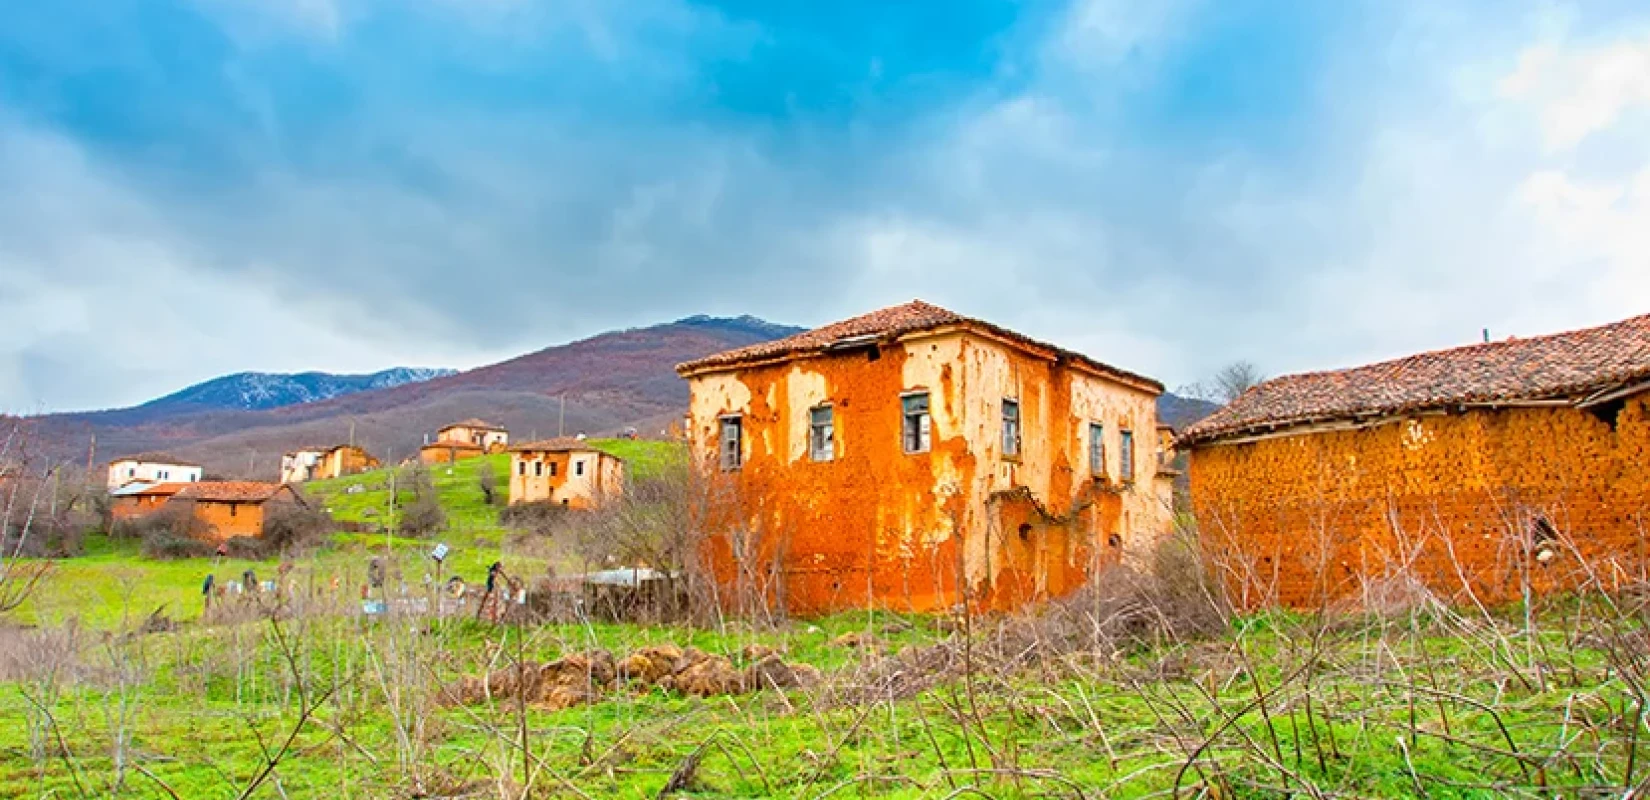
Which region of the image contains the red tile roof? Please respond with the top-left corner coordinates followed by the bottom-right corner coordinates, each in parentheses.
top-left (440, 418), bottom-right (505, 432)
top-left (675, 300), bottom-right (1162, 391)
top-left (174, 481), bottom-right (292, 503)
top-left (1180, 312), bottom-right (1650, 447)
top-left (508, 437), bottom-right (616, 456)
top-left (107, 453), bottom-right (197, 467)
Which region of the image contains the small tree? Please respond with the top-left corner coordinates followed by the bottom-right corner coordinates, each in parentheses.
top-left (399, 464), bottom-right (446, 538)
top-left (477, 465), bottom-right (497, 506)
top-left (1179, 361), bottom-right (1265, 404)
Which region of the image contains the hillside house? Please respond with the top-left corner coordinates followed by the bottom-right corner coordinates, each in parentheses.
top-left (508, 438), bottom-right (625, 509)
top-left (106, 455), bottom-right (202, 489)
top-left (675, 300), bottom-right (1176, 616)
top-left (281, 445), bottom-right (379, 482)
top-left (108, 481), bottom-right (188, 524)
top-left (421, 418), bottom-right (509, 464)
top-left (1178, 312), bottom-right (1650, 610)
top-left (167, 481), bottom-right (306, 543)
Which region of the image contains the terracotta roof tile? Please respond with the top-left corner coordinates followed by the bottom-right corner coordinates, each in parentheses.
top-left (509, 437), bottom-right (616, 456)
top-left (676, 300), bottom-right (1162, 391)
top-left (441, 418), bottom-right (505, 432)
top-left (107, 453), bottom-right (197, 467)
top-left (1180, 312), bottom-right (1650, 447)
top-left (174, 481), bottom-right (291, 503)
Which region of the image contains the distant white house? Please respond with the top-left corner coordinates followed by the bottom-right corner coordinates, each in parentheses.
top-left (280, 449), bottom-right (325, 484)
top-left (106, 455), bottom-right (202, 490)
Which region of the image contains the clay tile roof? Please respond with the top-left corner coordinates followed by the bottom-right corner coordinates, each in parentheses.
top-left (675, 300), bottom-right (1162, 391)
top-left (175, 481), bottom-right (289, 503)
top-left (441, 418), bottom-right (505, 432)
top-left (108, 453), bottom-right (197, 467)
top-left (1180, 312), bottom-right (1650, 447)
top-left (508, 437), bottom-right (617, 457)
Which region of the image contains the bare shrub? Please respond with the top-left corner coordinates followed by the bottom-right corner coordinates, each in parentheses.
top-left (258, 504), bottom-right (335, 555)
top-left (497, 500), bottom-right (572, 534)
top-left (477, 464), bottom-right (498, 505)
top-left (130, 507), bottom-right (213, 560)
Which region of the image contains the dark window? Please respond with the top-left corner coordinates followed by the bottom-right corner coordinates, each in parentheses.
top-left (810, 405), bottom-right (834, 462)
top-left (575, 460), bottom-right (585, 477)
top-left (1088, 423), bottom-right (1105, 478)
top-left (229, 503), bottom-right (237, 517)
top-left (518, 461), bottom-right (527, 476)
top-left (550, 462), bottom-right (558, 477)
top-left (1120, 429), bottom-right (1135, 482)
top-left (902, 393), bottom-right (931, 454)
top-left (720, 416), bottom-right (743, 470)
top-left (534, 461), bottom-right (543, 477)
top-left (1001, 399), bottom-right (1021, 457)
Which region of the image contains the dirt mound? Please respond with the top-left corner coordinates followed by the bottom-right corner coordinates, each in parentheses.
top-left (443, 644), bottom-right (819, 707)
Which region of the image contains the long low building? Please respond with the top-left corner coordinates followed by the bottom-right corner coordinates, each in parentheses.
top-left (1179, 312), bottom-right (1650, 609)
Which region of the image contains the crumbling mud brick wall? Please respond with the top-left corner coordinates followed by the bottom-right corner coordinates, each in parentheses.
top-left (186, 500), bottom-right (268, 543)
top-left (1188, 394), bottom-right (1650, 609)
top-left (420, 443), bottom-right (482, 465)
top-left (322, 446), bottom-right (379, 479)
top-left (510, 450), bottom-right (623, 510)
top-left (686, 329), bottom-right (1173, 616)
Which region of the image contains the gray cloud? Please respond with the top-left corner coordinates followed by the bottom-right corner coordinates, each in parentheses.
top-left (3, 1), bottom-right (1648, 411)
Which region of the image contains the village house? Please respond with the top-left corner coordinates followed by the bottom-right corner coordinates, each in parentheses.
top-left (167, 481), bottom-right (306, 543)
top-left (420, 418), bottom-right (510, 464)
top-left (108, 481), bottom-right (189, 524)
top-left (508, 438), bottom-right (625, 509)
top-left (675, 300), bottom-right (1176, 616)
top-left (1178, 312), bottom-right (1650, 610)
top-left (106, 454), bottom-right (201, 489)
top-left (280, 444), bottom-right (379, 483)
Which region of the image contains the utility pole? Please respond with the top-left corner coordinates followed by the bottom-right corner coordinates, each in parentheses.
top-left (349, 420), bottom-right (356, 447)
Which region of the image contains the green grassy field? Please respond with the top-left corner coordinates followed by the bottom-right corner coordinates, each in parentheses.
top-left (13, 439), bottom-right (682, 629)
top-left (2, 437), bottom-right (1647, 797)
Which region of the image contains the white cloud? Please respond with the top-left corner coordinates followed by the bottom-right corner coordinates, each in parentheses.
top-left (1499, 33), bottom-right (1650, 152)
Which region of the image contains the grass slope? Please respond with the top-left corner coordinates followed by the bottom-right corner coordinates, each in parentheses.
top-left (15, 439), bottom-right (682, 629)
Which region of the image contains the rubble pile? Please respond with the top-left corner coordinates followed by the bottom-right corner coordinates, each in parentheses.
top-left (441, 644), bottom-right (821, 710)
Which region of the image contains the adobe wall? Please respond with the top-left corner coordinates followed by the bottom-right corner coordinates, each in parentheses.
top-left (1187, 394), bottom-right (1650, 609)
top-left (510, 452), bottom-right (621, 509)
top-left (686, 330), bottom-right (1172, 616)
top-left (190, 500), bottom-right (266, 543)
top-left (111, 494), bottom-right (172, 522)
top-left (421, 444), bottom-right (481, 465)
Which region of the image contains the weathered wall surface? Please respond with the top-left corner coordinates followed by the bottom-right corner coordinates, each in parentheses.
top-left (318, 447), bottom-right (378, 480)
top-left (421, 443), bottom-right (482, 464)
top-left (439, 426), bottom-right (509, 450)
top-left (106, 461), bottom-right (200, 489)
top-left (509, 451), bottom-right (623, 509)
top-left (188, 500), bottom-right (266, 542)
top-left (1188, 394), bottom-right (1650, 608)
top-left (110, 493), bottom-right (171, 522)
top-left (686, 329), bottom-right (1172, 616)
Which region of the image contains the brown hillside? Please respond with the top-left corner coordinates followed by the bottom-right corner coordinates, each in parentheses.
top-left (12, 317), bottom-right (800, 479)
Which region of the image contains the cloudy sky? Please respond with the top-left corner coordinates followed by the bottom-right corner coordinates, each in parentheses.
top-left (2, 1), bottom-right (1647, 412)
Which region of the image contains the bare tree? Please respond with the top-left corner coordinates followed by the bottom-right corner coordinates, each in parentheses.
top-left (1179, 361), bottom-right (1265, 404)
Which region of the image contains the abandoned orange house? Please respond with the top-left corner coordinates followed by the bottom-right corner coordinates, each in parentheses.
top-left (1178, 312), bottom-right (1650, 610)
top-left (280, 444), bottom-right (379, 483)
top-left (168, 481), bottom-right (305, 543)
top-left (676, 300), bottom-right (1176, 616)
top-left (108, 481), bottom-right (189, 524)
top-left (421, 419), bottom-right (510, 464)
top-left (508, 438), bottom-right (625, 509)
